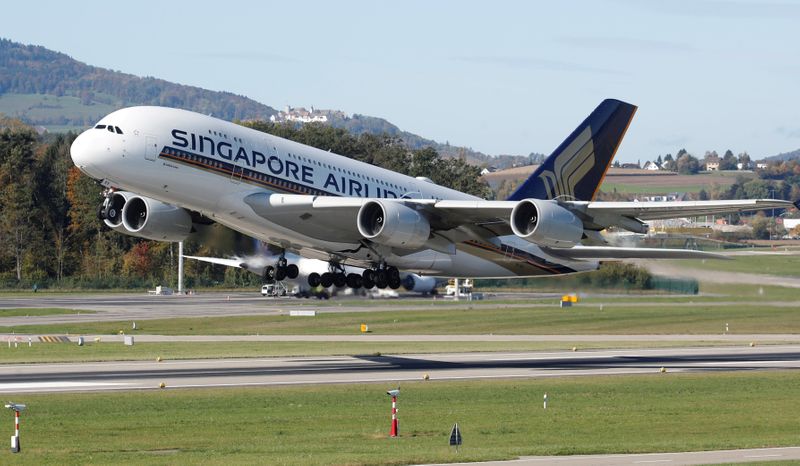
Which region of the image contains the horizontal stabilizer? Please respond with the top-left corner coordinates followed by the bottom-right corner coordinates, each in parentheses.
top-left (544, 246), bottom-right (731, 260)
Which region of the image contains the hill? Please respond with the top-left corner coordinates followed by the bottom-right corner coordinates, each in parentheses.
top-left (765, 148), bottom-right (800, 163)
top-left (0, 38), bottom-right (529, 167)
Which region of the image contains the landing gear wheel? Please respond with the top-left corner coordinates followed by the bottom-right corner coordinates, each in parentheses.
top-left (388, 276), bottom-right (402, 290)
top-left (362, 269), bottom-right (375, 282)
top-left (320, 272), bottom-right (334, 288)
top-left (286, 264), bottom-right (299, 279)
top-left (275, 266), bottom-right (287, 281)
top-left (264, 266), bottom-right (276, 281)
top-left (362, 276), bottom-right (375, 289)
top-left (375, 270), bottom-right (388, 289)
top-left (346, 273), bottom-right (363, 289)
top-left (308, 272), bottom-right (321, 288)
top-left (387, 266), bottom-right (400, 281)
top-left (333, 272), bottom-right (347, 288)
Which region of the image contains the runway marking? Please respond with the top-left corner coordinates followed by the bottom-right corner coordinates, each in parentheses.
top-left (0, 381), bottom-right (133, 392)
top-left (633, 461), bottom-right (672, 464)
top-left (744, 454), bottom-right (782, 458)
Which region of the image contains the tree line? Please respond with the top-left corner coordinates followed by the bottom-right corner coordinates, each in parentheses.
top-left (0, 118), bottom-right (490, 289)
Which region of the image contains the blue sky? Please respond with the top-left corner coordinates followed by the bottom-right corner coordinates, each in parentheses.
top-left (3, 0), bottom-right (800, 162)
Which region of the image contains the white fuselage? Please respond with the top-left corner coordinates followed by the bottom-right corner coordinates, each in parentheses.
top-left (70, 106), bottom-right (597, 278)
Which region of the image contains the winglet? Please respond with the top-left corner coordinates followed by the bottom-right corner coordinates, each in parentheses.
top-left (507, 99), bottom-right (637, 202)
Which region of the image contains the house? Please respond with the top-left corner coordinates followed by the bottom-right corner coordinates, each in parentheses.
top-left (705, 159), bottom-right (720, 171)
top-left (480, 166), bottom-right (498, 176)
top-left (620, 163), bottom-right (641, 169)
top-left (755, 161), bottom-right (769, 170)
top-left (642, 161), bottom-right (662, 171)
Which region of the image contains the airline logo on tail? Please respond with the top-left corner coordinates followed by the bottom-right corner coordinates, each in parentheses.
top-left (537, 126), bottom-right (594, 200)
top-left (507, 99), bottom-right (637, 202)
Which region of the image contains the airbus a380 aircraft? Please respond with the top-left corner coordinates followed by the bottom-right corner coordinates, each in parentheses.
top-left (70, 99), bottom-right (795, 290)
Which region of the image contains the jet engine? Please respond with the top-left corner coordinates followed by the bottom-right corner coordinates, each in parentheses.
top-left (357, 200), bottom-right (431, 249)
top-left (120, 195), bottom-right (193, 242)
top-left (401, 273), bottom-right (438, 294)
top-left (98, 191), bottom-right (132, 230)
top-left (510, 199), bottom-right (584, 248)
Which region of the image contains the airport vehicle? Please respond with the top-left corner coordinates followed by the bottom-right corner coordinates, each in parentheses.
top-left (70, 99), bottom-right (795, 289)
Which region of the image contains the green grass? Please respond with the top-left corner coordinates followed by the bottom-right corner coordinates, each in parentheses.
top-left (2, 302), bottom-right (799, 336)
top-left (0, 92), bottom-right (118, 131)
top-left (0, 308), bottom-right (94, 317)
top-left (0, 340), bottom-right (775, 364)
top-left (668, 254), bottom-right (800, 278)
top-left (7, 371), bottom-right (800, 464)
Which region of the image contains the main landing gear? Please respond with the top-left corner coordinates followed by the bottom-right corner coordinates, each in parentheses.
top-left (262, 256), bottom-right (299, 283)
top-left (307, 264), bottom-right (401, 290)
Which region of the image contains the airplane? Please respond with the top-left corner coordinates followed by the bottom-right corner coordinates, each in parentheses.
top-left (69, 99), bottom-right (795, 290)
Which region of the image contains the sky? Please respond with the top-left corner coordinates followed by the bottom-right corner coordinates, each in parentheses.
top-left (2, 0), bottom-right (800, 162)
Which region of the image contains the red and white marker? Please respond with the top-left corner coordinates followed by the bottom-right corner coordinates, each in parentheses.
top-left (5, 402), bottom-right (25, 453)
top-left (387, 389), bottom-right (399, 437)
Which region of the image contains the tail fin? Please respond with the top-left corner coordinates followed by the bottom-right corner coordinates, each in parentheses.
top-left (506, 99), bottom-right (637, 201)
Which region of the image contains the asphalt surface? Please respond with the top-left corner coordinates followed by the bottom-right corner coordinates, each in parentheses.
top-left (2, 345), bottom-right (799, 394)
top-left (426, 447), bottom-right (800, 465)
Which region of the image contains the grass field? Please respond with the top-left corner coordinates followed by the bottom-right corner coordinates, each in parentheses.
top-left (0, 92), bottom-right (117, 131)
top-left (0, 308), bottom-right (94, 317)
top-left (667, 254), bottom-right (800, 278)
top-left (2, 302), bottom-right (798, 337)
top-left (0, 340), bottom-right (776, 364)
top-left (6, 371), bottom-right (800, 465)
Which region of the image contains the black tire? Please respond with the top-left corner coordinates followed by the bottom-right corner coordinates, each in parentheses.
top-left (286, 264), bottom-right (299, 279)
top-left (375, 270), bottom-right (388, 289)
top-left (308, 272), bottom-right (321, 288)
top-left (362, 277), bottom-right (375, 289)
top-left (264, 266), bottom-right (276, 280)
top-left (346, 273), bottom-right (363, 289)
top-left (333, 272), bottom-right (347, 288)
top-left (362, 269), bottom-right (375, 282)
top-left (320, 272), bottom-right (334, 288)
top-left (388, 276), bottom-right (401, 290)
top-left (275, 266), bottom-right (287, 281)
top-left (387, 266), bottom-right (400, 281)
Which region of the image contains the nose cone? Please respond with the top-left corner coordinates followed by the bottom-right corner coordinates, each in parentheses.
top-left (70, 130), bottom-right (103, 179)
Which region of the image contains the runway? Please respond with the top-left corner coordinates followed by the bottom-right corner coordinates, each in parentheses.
top-left (2, 345), bottom-right (799, 394)
top-left (427, 447), bottom-right (800, 465)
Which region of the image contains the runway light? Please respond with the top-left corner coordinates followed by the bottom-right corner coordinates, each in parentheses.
top-left (660, 367), bottom-right (667, 373)
top-left (750, 342), bottom-right (756, 347)
top-left (159, 382), bottom-right (166, 389)
top-left (156, 356), bottom-right (162, 362)
top-left (422, 373), bottom-right (429, 381)
top-left (571, 347), bottom-right (577, 352)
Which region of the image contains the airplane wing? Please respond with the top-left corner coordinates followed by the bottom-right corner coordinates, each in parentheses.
top-left (243, 193), bottom-right (794, 251)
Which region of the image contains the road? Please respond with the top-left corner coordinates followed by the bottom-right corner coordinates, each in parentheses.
top-left (2, 345), bottom-right (799, 394)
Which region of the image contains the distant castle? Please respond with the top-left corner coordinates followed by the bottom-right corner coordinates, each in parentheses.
top-left (270, 105), bottom-right (348, 124)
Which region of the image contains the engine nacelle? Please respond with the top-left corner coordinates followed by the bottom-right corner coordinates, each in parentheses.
top-left (99, 191), bottom-right (133, 230)
top-left (510, 199), bottom-right (584, 248)
top-left (357, 200), bottom-right (430, 249)
top-left (121, 195), bottom-right (193, 242)
top-left (401, 273), bottom-right (438, 294)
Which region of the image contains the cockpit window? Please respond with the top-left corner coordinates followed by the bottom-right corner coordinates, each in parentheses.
top-left (107, 126), bottom-right (114, 133)
top-left (95, 124), bottom-right (106, 130)
top-left (115, 126), bottom-right (123, 134)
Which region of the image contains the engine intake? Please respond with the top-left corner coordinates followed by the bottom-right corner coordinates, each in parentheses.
top-left (357, 200), bottom-right (430, 249)
top-left (510, 199), bottom-right (583, 248)
top-left (121, 196), bottom-right (192, 242)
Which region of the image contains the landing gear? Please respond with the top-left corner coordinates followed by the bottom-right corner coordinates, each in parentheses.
top-left (262, 255), bottom-right (300, 289)
top-left (307, 262), bottom-right (402, 291)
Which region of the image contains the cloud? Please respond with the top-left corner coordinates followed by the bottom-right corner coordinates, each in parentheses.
top-left (450, 55), bottom-right (626, 75)
top-left (191, 51), bottom-right (299, 63)
top-left (557, 36), bottom-right (694, 54)
top-left (776, 127), bottom-right (800, 138)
